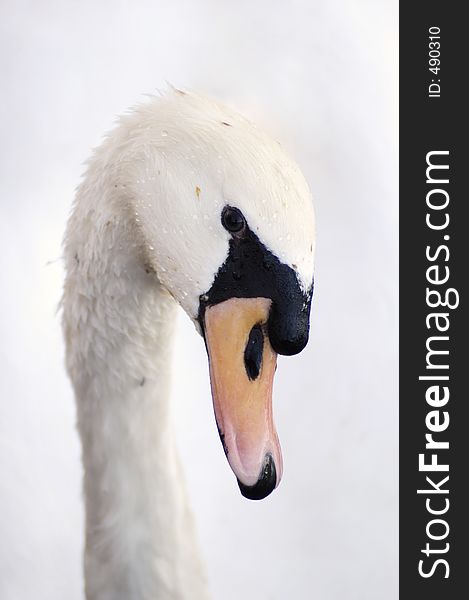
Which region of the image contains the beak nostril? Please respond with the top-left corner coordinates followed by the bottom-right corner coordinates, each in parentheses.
top-left (244, 324), bottom-right (264, 380)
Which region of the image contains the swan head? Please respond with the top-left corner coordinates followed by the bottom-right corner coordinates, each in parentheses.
top-left (117, 90), bottom-right (315, 499)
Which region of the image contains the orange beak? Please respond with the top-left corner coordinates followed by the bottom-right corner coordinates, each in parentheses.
top-left (203, 297), bottom-right (282, 499)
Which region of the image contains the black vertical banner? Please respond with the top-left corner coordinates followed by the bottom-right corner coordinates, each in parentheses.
top-left (400, 3), bottom-right (467, 599)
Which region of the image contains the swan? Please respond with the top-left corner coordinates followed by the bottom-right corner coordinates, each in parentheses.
top-left (62, 88), bottom-right (315, 600)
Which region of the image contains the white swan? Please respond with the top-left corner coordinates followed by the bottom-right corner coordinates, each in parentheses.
top-left (62, 89), bottom-right (315, 600)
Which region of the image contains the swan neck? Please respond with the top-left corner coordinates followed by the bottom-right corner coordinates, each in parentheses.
top-left (63, 182), bottom-right (208, 599)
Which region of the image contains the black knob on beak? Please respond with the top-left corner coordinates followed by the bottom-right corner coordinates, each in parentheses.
top-left (268, 291), bottom-right (312, 356)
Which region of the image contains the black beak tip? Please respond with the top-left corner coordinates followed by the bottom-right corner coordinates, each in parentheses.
top-left (237, 454), bottom-right (277, 501)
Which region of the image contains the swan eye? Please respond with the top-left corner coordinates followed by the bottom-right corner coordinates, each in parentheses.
top-left (221, 206), bottom-right (246, 234)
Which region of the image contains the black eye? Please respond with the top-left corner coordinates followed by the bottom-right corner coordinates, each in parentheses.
top-left (222, 206), bottom-right (246, 233)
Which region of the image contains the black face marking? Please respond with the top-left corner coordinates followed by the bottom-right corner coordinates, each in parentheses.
top-left (199, 208), bottom-right (313, 356)
top-left (237, 453), bottom-right (277, 500)
top-left (244, 324), bottom-right (264, 380)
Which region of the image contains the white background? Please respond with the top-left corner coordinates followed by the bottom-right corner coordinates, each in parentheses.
top-left (0, 1), bottom-right (397, 599)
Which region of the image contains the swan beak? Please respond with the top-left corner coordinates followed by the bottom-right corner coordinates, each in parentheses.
top-left (203, 297), bottom-right (283, 500)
